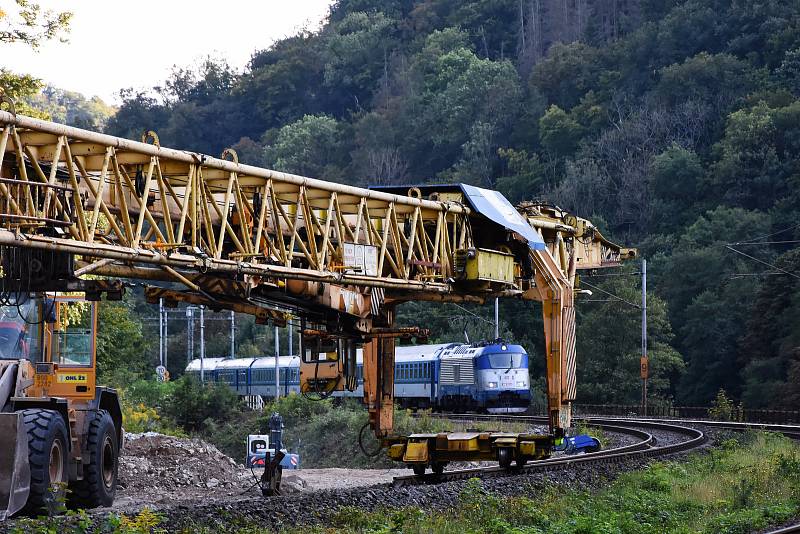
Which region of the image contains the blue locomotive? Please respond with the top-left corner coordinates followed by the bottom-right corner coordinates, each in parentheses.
top-left (185, 341), bottom-right (531, 413)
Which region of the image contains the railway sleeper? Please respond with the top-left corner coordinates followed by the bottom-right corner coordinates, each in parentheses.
top-left (386, 432), bottom-right (552, 474)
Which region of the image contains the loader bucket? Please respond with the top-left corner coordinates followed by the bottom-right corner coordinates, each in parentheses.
top-left (0, 412), bottom-right (30, 520)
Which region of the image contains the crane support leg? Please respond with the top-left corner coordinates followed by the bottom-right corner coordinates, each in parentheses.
top-left (363, 336), bottom-right (395, 438)
top-left (531, 248), bottom-right (577, 436)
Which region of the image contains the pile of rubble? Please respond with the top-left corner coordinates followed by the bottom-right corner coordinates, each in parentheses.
top-left (118, 432), bottom-right (249, 493)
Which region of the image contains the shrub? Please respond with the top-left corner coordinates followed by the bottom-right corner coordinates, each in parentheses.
top-left (161, 375), bottom-right (241, 431)
top-left (709, 389), bottom-right (741, 421)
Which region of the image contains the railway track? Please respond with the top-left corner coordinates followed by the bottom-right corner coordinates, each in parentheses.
top-left (393, 415), bottom-right (707, 487)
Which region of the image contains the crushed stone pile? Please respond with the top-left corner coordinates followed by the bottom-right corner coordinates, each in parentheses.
top-left (118, 432), bottom-right (248, 493)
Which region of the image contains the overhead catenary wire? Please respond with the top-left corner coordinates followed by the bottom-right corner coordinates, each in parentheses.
top-left (583, 271), bottom-right (642, 277)
top-left (730, 240), bottom-right (800, 246)
top-left (579, 280), bottom-right (641, 309)
top-left (731, 223), bottom-right (800, 245)
top-left (449, 302), bottom-right (497, 327)
top-left (724, 245), bottom-right (800, 281)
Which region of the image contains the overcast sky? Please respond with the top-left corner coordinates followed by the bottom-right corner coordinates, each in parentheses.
top-left (3, 0), bottom-right (333, 104)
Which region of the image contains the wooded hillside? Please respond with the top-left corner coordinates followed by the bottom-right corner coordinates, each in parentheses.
top-left (11, 0), bottom-right (800, 408)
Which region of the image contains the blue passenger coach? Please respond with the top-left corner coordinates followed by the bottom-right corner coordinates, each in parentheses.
top-left (186, 341), bottom-right (531, 413)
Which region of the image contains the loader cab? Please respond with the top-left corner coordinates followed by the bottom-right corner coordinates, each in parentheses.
top-left (4, 294), bottom-right (100, 401)
top-left (45, 295), bottom-right (98, 401)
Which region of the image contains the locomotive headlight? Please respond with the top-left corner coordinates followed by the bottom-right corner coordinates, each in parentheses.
top-left (487, 381), bottom-right (498, 388)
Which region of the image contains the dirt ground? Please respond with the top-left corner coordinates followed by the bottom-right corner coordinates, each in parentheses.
top-left (110, 427), bottom-right (627, 513)
top-left (110, 432), bottom-right (408, 512)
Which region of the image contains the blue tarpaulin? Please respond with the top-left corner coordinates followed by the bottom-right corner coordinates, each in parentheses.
top-left (368, 183), bottom-right (547, 252)
top-left (458, 184), bottom-right (546, 251)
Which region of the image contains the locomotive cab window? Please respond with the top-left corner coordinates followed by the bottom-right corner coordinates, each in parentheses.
top-left (487, 353), bottom-right (526, 369)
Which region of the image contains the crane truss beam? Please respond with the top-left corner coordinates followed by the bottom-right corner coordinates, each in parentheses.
top-left (0, 111), bottom-right (474, 295)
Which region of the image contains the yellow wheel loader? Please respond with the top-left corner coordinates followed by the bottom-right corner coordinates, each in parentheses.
top-left (0, 293), bottom-right (122, 519)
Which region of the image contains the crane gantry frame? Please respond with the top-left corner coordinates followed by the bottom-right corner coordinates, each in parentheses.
top-left (0, 108), bottom-right (634, 439)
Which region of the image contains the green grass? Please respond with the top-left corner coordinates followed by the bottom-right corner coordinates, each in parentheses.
top-left (288, 431), bottom-right (800, 534)
top-left (15, 431), bottom-right (800, 534)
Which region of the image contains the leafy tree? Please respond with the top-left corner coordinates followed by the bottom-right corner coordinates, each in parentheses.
top-left (105, 90), bottom-right (167, 141)
top-left (654, 52), bottom-right (760, 109)
top-left (0, 1), bottom-right (71, 47)
top-left (322, 11), bottom-right (397, 106)
top-left (575, 271), bottom-right (684, 404)
top-left (242, 34), bottom-right (326, 130)
top-left (0, 2), bottom-right (71, 118)
top-left (738, 249), bottom-right (800, 409)
top-left (538, 105), bottom-right (584, 159)
top-left (263, 114), bottom-right (345, 179)
top-left (26, 85), bottom-right (115, 129)
top-left (96, 298), bottom-right (150, 388)
top-left (709, 101), bottom-right (800, 211)
top-left (649, 144), bottom-right (704, 233)
top-left (777, 48), bottom-right (800, 95)
top-left (0, 69), bottom-right (45, 117)
top-left (529, 42), bottom-right (603, 110)
top-left (162, 375), bottom-right (240, 432)
top-left (651, 207), bottom-right (771, 404)
top-left (496, 148), bottom-right (544, 203)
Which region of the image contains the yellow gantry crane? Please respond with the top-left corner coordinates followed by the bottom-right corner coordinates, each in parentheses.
top-left (0, 107), bottom-right (633, 516)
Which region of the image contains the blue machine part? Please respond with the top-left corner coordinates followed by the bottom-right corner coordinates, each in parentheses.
top-left (246, 433), bottom-right (300, 470)
top-left (554, 434), bottom-right (601, 455)
top-left (247, 450), bottom-right (300, 470)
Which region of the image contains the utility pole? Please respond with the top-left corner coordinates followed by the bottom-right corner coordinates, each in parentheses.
top-left (164, 303), bottom-right (168, 372)
top-left (274, 325), bottom-right (280, 399)
top-left (494, 297), bottom-right (499, 340)
top-left (200, 305), bottom-right (206, 384)
top-left (229, 310), bottom-right (235, 359)
top-left (641, 259), bottom-right (648, 416)
top-left (186, 306), bottom-right (195, 364)
top-left (287, 318), bottom-right (293, 356)
top-left (158, 298), bottom-right (164, 368)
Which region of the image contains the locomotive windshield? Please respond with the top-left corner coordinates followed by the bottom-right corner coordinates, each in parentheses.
top-left (487, 353), bottom-right (526, 369)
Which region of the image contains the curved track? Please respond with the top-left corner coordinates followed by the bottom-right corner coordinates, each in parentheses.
top-left (393, 414), bottom-right (707, 487)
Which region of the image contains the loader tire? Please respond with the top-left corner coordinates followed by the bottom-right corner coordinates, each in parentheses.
top-left (69, 410), bottom-right (118, 508)
top-left (20, 409), bottom-right (69, 515)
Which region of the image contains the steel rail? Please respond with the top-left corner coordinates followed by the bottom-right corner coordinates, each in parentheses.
top-left (574, 415), bottom-right (800, 437)
top-left (394, 413), bottom-right (800, 488)
top-left (393, 416), bottom-right (705, 487)
top-left (766, 523), bottom-right (800, 534)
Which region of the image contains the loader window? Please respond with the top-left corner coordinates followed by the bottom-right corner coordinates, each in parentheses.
top-left (52, 301), bottom-right (94, 367)
top-left (0, 300), bottom-right (42, 361)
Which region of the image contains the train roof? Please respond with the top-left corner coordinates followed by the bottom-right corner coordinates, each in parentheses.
top-left (440, 342), bottom-right (527, 358)
top-left (251, 356), bottom-right (301, 368)
top-left (215, 358), bottom-right (256, 369)
top-left (394, 343), bottom-right (454, 361)
top-left (186, 358), bottom-right (225, 372)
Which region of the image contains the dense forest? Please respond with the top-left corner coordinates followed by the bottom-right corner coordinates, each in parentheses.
top-left (5, 0), bottom-right (800, 409)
